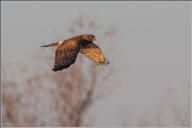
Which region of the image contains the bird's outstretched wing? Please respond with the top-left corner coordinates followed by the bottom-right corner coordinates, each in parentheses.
top-left (80, 41), bottom-right (109, 65)
top-left (53, 40), bottom-right (80, 71)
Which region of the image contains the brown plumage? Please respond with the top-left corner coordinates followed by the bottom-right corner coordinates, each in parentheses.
top-left (41, 34), bottom-right (109, 71)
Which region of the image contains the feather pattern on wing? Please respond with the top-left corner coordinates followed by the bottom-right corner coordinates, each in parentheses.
top-left (79, 40), bottom-right (109, 65)
top-left (53, 40), bottom-right (80, 71)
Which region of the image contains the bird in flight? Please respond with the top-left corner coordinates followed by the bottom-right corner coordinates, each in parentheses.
top-left (41, 34), bottom-right (109, 71)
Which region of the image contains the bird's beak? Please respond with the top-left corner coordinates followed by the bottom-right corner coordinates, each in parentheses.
top-left (93, 37), bottom-right (96, 41)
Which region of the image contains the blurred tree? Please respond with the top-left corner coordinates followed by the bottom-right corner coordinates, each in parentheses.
top-left (2, 15), bottom-right (116, 126)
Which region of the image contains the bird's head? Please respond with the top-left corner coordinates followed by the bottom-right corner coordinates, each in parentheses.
top-left (82, 34), bottom-right (96, 42)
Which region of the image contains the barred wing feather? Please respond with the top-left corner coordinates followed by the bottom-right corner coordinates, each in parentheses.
top-left (80, 42), bottom-right (109, 65)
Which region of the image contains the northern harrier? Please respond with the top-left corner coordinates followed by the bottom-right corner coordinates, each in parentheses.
top-left (41, 34), bottom-right (109, 71)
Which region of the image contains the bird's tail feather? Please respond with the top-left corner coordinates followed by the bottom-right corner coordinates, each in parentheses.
top-left (40, 42), bottom-right (61, 47)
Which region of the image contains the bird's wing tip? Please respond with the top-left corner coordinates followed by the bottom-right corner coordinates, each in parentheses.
top-left (52, 68), bottom-right (57, 72)
top-left (105, 59), bottom-right (110, 65)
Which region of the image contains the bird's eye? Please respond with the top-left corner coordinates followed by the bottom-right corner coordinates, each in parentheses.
top-left (88, 35), bottom-right (95, 41)
top-left (92, 36), bottom-right (95, 41)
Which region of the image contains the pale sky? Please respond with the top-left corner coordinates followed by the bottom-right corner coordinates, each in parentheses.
top-left (1, 1), bottom-right (191, 126)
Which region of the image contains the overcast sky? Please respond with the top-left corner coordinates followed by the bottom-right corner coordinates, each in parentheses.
top-left (1, 1), bottom-right (191, 126)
